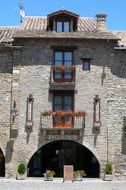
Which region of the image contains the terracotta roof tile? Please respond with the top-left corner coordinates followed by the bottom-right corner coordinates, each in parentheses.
top-left (20, 16), bottom-right (96, 31)
top-left (78, 17), bottom-right (96, 31)
top-left (20, 17), bottom-right (47, 30)
top-left (0, 27), bottom-right (19, 43)
top-left (0, 17), bottom-right (121, 43)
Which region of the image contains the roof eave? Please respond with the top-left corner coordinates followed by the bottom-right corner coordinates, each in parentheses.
top-left (47, 9), bottom-right (79, 18)
top-left (13, 36), bottom-right (119, 41)
top-left (114, 46), bottom-right (126, 50)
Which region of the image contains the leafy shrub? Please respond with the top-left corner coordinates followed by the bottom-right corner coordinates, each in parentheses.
top-left (104, 163), bottom-right (112, 174)
top-left (18, 163), bottom-right (26, 175)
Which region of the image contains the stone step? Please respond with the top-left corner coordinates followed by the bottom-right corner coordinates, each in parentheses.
top-left (0, 178), bottom-right (126, 190)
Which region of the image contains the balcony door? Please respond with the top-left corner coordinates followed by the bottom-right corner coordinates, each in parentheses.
top-left (54, 51), bottom-right (73, 82)
top-left (53, 92), bottom-right (74, 128)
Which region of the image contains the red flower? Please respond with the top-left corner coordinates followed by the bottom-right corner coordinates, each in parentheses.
top-left (41, 110), bottom-right (87, 117)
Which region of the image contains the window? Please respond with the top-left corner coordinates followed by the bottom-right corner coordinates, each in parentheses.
top-left (56, 21), bottom-right (70, 32)
top-left (47, 10), bottom-right (79, 32)
top-left (82, 59), bottom-right (91, 70)
top-left (53, 92), bottom-right (74, 128)
top-left (54, 51), bottom-right (74, 82)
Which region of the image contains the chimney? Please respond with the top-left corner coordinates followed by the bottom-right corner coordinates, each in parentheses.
top-left (96, 13), bottom-right (107, 32)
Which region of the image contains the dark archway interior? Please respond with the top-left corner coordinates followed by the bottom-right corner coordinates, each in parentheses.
top-left (28, 140), bottom-right (100, 178)
top-left (0, 149), bottom-right (5, 177)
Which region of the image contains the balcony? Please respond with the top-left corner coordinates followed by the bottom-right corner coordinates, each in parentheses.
top-left (40, 111), bottom-right (86, 140)
top-left (50, 66), bottom-right (76, 89)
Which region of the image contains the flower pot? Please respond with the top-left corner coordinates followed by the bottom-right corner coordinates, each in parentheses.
top-left (74, 174), bottom-right (82, 181)
top-left (44, 174), bottom-right (53, 181)
top-left (73, 170), bottom-right (86, 181)
top-left (103, 174), bottom-right (113, 181)
top-left (16, 173), bottom-right (26, 180)
top-left (43, 170), bottom-right (55, 181)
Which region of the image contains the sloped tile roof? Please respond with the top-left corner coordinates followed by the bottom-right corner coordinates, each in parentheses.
top-left (20, 17), bottom-right (47, 31)
top-left (20, 16), bottom-right (96, 31)
top-left (0, 17), bottom-right (120, 44)
top-left (0, 27), bottom-right (19, 43)
top-left (78, 17), bottom-right (96, 31)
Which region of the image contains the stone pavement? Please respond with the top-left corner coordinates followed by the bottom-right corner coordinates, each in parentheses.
top-left (0, 178), bottom-right (126, 190)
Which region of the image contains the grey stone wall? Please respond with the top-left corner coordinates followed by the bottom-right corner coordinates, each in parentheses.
top-left (112, 31), bottom-right (126, 46)
top-left (0, 39), bottom-right (126, 179)
top-left (0, 51), bottom-right (12, 153)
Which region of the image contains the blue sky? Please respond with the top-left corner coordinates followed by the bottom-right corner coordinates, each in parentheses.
top-left (0, 0), bottom-right (126, 30)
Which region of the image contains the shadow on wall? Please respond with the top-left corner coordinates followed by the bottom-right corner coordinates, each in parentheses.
top-left (5, 140), bottom-right (14, 163)
top-left (121, 117), bottom-right (126, 154)
top-left (0, 52), bottom-right (13, 74)
top-left (121, 134), bottom-right (126, 155)
top-left (112, 51), bottom-right (126, 78)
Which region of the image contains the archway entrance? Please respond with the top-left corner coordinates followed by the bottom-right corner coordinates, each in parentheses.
top-left (28, 140), bottom-right (100, 178)
top-left (0, 149), bottom-right (5, 177)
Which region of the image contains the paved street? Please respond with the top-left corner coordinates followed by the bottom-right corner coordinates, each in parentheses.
top-left (0, 178), bottom-right (126, 190)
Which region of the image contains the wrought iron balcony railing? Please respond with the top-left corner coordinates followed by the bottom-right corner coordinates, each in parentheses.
top-left (50, 65), bottom-right (76, 84)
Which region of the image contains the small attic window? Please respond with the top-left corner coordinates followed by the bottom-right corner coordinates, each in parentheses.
top-left (47, 10), bottom-right (79, 32)
top-left (56, 21), bottom-right (70, 32)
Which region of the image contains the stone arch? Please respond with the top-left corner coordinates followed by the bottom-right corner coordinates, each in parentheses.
top-left (25, 140), bottom-right (59, 164)
top-left (82, 140), bottom-right (101, 164)
top-left (27, 140), bottom-right (101, 178)
top-left (0, 143), bottom-right (5, 157)
top-left (26, 139), bottom-right (101, 166)
top-left (0, 148), bottom-right (5, 177)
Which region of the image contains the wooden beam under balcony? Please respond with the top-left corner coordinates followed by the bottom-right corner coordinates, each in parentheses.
top-left (41, 128), bottom-right (84, 140)
top-left (49, 80), bottom-right (76, 91)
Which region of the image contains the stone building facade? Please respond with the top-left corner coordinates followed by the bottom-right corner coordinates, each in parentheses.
top-left (0, 9), bottom-right (126, 179)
